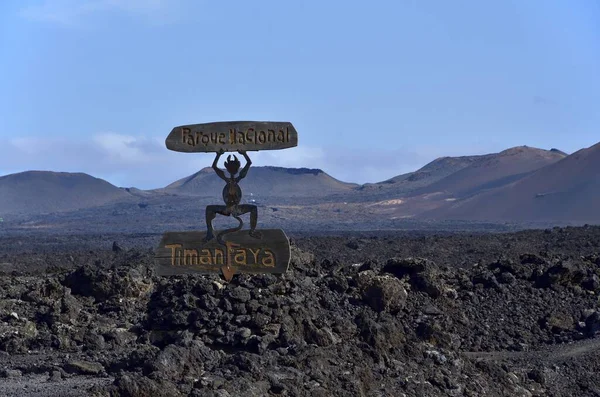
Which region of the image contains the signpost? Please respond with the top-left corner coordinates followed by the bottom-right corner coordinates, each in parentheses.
top-left (156, 121), bottom-right (298, 281)
top-left (165, 121), bottom-right (298, 152)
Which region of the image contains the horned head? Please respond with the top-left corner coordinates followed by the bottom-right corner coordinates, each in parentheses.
top-left (224, 154), bottom-right (241, 175)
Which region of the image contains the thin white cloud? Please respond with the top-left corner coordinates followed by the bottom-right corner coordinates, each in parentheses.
top-left (20, 0), bottom-right (175, 26)
top-left (251, 146), bottom-right (326, 169)
top-left (9, 138), bottom-right (42, 155)
top-left (93, 133), bottom-right (145, 163)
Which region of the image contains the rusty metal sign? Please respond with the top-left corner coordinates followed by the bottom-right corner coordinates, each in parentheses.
top-left (155, 230), bottom-right (290, 278)
top-left (156, 120), bottom-right (296, 281)
top-left (165, 121), bottom-right (298, 153)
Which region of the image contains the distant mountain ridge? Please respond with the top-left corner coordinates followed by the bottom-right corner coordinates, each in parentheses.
top-left (359, 154), bottom-right (484, 194)
top-left (421, 142), bottom-right (600, 223)
top-left (357, 146), bottom-right (566, 203)
top-left (0, 171), bottom-right (132, 215)
top-left (162, 166), bottom-right (358, 198)
top-left (410, 146), bottom-right (567, 198)
top-left (1, 143), bottom-right (598, 228)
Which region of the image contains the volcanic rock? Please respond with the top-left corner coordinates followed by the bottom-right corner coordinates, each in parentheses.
top-left (357, 271), bottom-right (408, 312)
top-left (64, 360), bottom-right (105, 375)
top-left (2, 228), bottom-right (600, 396)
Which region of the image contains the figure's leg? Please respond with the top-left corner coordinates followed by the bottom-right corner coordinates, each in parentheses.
top-left (249, 205), bottom-right (259, 236)
top-left (237, 204), bottom-right (261, 239)
top-left (205, 205), bottom-right (227, 241)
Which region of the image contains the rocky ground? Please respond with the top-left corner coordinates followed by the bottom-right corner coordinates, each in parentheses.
top-left (1, 226), bottom-right (600, 396)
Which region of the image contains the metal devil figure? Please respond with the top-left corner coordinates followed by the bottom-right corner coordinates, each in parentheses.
top-left (155, 121), bottom-right (298, 281)
top-left (205, 149), bottom-right (261, 243)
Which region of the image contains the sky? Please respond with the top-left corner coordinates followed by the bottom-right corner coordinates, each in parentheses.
top-left (0, 0), bottom-right (599, 189)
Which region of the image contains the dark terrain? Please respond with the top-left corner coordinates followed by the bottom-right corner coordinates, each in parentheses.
top-left (2, 226), bottom-right (600, 396)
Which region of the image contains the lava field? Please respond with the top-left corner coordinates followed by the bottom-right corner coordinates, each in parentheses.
top-left (1, 226), bottom-right (600, 396)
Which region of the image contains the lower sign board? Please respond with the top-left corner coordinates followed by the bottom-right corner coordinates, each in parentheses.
top-left (155, 229), bottom-right (291, 280)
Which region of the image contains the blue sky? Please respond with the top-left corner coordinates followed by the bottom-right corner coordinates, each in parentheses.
top-left (0, 0), bottom-right (598, 189)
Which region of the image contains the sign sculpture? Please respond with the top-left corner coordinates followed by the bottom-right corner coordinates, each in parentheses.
top-left (155, 121), bottom-right (298, 281)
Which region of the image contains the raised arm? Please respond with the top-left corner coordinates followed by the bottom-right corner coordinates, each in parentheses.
top-left (212, 150), bottom-right (227, 181)
top-left (235, 150), bottom-right (252, 182)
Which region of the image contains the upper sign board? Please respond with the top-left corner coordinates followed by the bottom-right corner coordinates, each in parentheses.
top-left (165, 121), bottom-right (298, 153)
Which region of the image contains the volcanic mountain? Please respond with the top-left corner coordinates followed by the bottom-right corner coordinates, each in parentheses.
top-left (162, 166), bottom-right (358, 198)
top-left (421, 142), bottom-right (600, 223)
top-left (409, 146), bottom-right (567, 199)
top-left (0, 171), bottom-right (132, 215)
top-left (357, 146), bottom-right (569, 221)
top-left (359, 154), bottom-right (484, 194)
